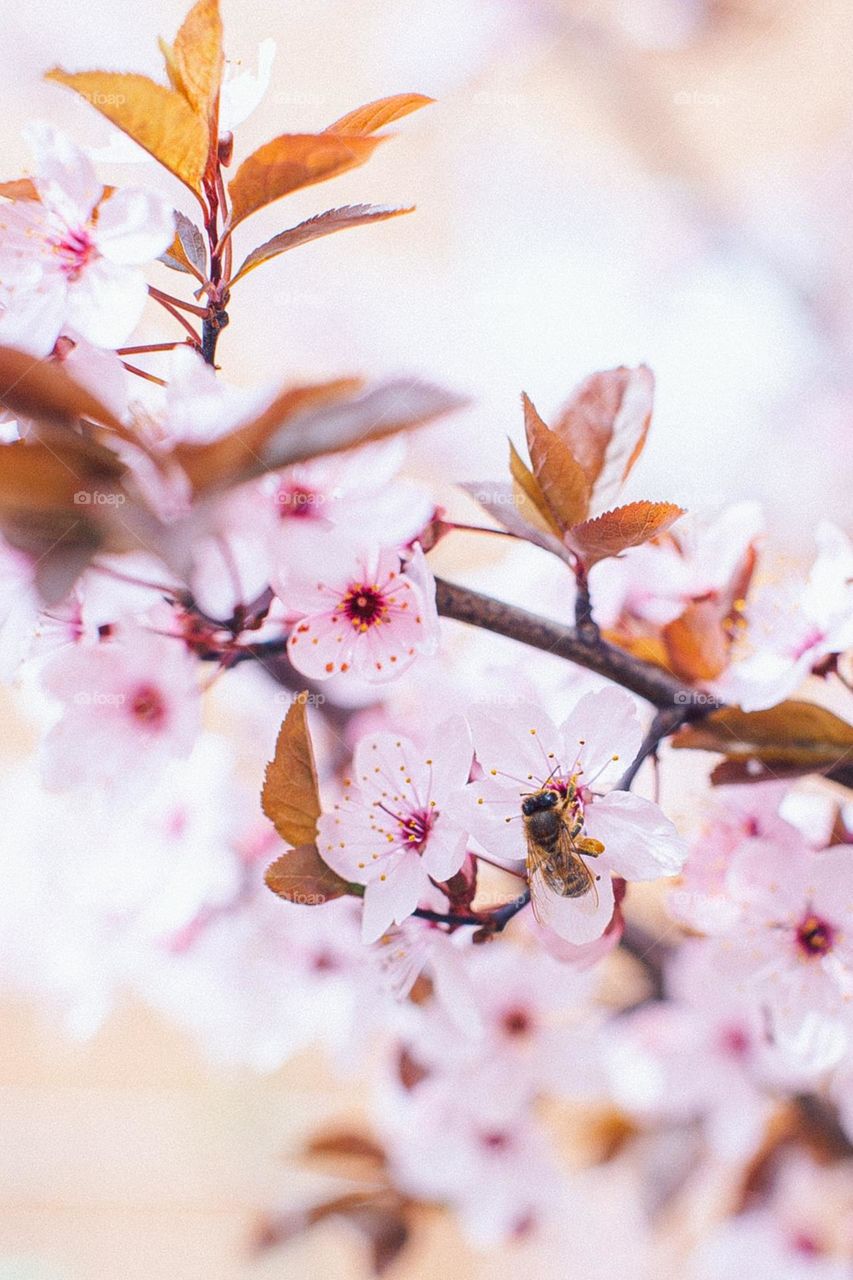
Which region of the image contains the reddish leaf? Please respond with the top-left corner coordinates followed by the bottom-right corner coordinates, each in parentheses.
top-left (304, 1131), bottom-right (388, 1169)
top-left (227, 133), bottom-right (382, 227)
top-left (673, 701), bottom-right (853, 781)
top-left (160, 210), bottom-right (207, 278)
top-left (508, 440), bottom-right (562, 538)
top-left (0, 344), bottom-right (124, 429)
top-left (554, 366), bottom-right (654, 514)
top-left (0, 178), bottom-right (40, 201)
top-left (568, 500), bottom-right (685, 568)
top-left (231, 204), bottom-right (413, 284)
top-left (265, 844), bottom-right (352, 904)
top-left (262, 693), bottom-right (322, 846)
top-left (522, 392), bottom-right (590, 532)
top-left (326, 93), bottom-right (434, 136)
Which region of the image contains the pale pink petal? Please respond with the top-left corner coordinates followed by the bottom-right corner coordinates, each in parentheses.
top-left (559, 687), bottom-right (643, 789)
top-left (584, 791), bottom-right (687, 880)
top-left (531, 867), bottom-right (615, 944)
top-left (361, 851), bottom-right (427, 942)
top-left (95, 188), bottom-right (174, 264)
top-left (467, 701), bottom-right (563, 789)
top-left (66, 257), bottom-right (148, 348)
top-left (450, 776), bottom-right (526, 865)
top-left (725, 838), bottom-right (812, 919)
top-left (420, 821), bottom-right (467, 881)
top-left (287, 609), bottom-right (354, 679)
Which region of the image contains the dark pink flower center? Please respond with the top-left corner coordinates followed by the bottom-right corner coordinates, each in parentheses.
top-left (53, 226), bottom-right (97, 282)
top-left (480, 1130), bottom-right (511, 1151)
top-left (398, 808), bottom-right (434, 849)
top-left (501, 1006), bottom-right (533, 1038)
top-left (277, 482), bottom-right (323, 520)
top-left (129, 683), bottom-right (167, 729)
top-left (717, 1024), bottom-right (751, 1059)
top-left (796, 913), bottom-right (835, 958)
top-left (337, 583), bottom-right (389, 632)
top-left (790, 1232), bottom-right (823, 1257)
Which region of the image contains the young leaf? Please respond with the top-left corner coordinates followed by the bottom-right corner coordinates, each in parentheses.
top-left (508, 441), bottom-right (562, 538)
top-left (459, 480), bottom-right (567, 556)
top-left (326, 92), bottom-right (434, 136)
top-left (159, 0), bottom-right (223, 119)
top-left (262, 692), bottom-right (322, 847)
top-left (159, 210), bottom-right (207, 278)
top-left (231, 204), bottom-right (413, 284)
top-left (672, 701), bottom-right (853, 778)
top-left (0, 178), bottom-right (40, 201)
top-left (46, 69), bottom-right (209, 192)
top-left (0, 344), bottom-right (123, 429)
top-left (661, 600), bottom-right (730, 682)
top-left (227, 133), bottom-right (382, 227)
top-left (553, 366), bottom-right (654, 515)
top-left (568, 500), bottom-right (685, 568)
top-left (265, 844), bottom-right (352, 904)
top-left (522, 392), bottom-right (590, 532)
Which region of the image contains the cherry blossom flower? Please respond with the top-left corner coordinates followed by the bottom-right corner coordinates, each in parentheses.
top-left (453, 686), bottom-right (687, 943)
top-left (716, 523), bottom-right (853, 710)
top-left (703, 839), bottom-right (853, 1069)
top-left (280, 540), bottom-right (440, 683)
top-left (0, 124), bottom-right (173, 354)
top-left (39, 628), bottom-right (200, 791)
top-left (318, 720), bottom-right (472, 942)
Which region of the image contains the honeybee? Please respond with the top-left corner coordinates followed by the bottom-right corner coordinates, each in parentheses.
top-left (522, 783), bottom-right (605, 922)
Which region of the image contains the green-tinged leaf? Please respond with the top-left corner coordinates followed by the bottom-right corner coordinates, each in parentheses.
top-left (262, 692), bottom-right (322, 846)
top-left (326, 92), bottom-right (434, 135)
top-left (159, 210), bottom-right (207, 277)
top-left (46, 69), bottom-right (209, 191)
top-left (231, 204), bottom-right (413, 283)
top-left (264, 844), bottom-right (353, 904)
top-left (672, 701), bottom-right (853, 782)
top-left (522, 392), bottom-right (590, 532)
top-left (568, 500), bottom-right (685, 568)
top-left (227, 132), bottom-right (382, 227)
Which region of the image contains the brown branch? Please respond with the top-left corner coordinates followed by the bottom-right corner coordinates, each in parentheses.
top-left (434, 577), bottom-right (717, 714)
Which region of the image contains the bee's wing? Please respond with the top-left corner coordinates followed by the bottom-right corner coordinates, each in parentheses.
top-left (526, 829), bottom-right (600, 929)
top-left (525, 834), bottom-right (552, 927)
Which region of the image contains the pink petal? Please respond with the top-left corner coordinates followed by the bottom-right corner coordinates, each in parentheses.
top-left (27, 123), bottom-right (101, 223)
top-left (467, 700), bottom-right (563, 791)
top-left (584, 791), bottom-right (687, 881)
top-left (287, 609), bottom-right (354, 679)
top-left (66, 257), bottom-right (148, 349)
top-left (361, 852), bottom-right (427, 942)
top-left (95, 188), bottom-right (174, 264)
top-left (559, 687), bottom-right (642, 790)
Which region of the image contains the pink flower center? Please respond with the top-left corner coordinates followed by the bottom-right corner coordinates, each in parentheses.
top-left (501, 1006), bottom-right (534, 1038)
top-left (790, 1232), bottom-right (823, 1257)
top-left (398, 808), bottom-right (434, 850)
top-left (276, 482), bottom-right (323, 520)
top-left (480, 1130), bottom-right (511, 1151)
top-left (336, 582), bottom-right (389, 632)
top-left (717, 1024), bottom-right (751, 1059)
top-left (796, 913), bottom-right (835, 959)
top-left (129, 683), bottom-right (167, 730)
top-left (52, 225), bottom-right (97, 282)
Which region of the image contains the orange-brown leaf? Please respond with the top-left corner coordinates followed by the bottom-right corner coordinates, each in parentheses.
top-left (662, 600), bottom-right (730, 682)
top-left (0, 344), bottom-right (123, 429)
top-left (326, 93), bottom-right (434, 136)
top-left (554, 366), bottom-right (654, 513)
top-left (264, 844), bottom-right (352, 904)
top-left (522, 392), bottom-right (590, 532)
top-left (262, 693), bottom-right (323, 847)
top-left (508, 440), bottom-right (562, 538)
top-left (0, 178), bottom-right (40, 201)
top-left (161, 0), bottom-right (223, 118)
top-left (46, 69), bottom-right (208, 192)
top-left (159, 211), bottom-right (207, 278)
top-left (227, 133), bottom-right (382, 227)
top-left (568, 500), bottom-right (685, 568)
top-left (672, 701), bottom-right (853, 778)
top-left (231, 204), bottom-right (413, 284)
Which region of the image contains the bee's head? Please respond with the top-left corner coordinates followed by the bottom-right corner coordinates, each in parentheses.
top-left (522, 790), bottom-right (560, 816)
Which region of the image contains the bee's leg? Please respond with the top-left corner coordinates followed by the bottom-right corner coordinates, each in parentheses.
top-left (576, 837), bottom-right (605, 858)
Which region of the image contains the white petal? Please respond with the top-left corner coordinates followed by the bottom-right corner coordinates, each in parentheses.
top-left (26, 122), bottom-right (101, 223)
top-left (584, 791), bottom-right (687, 881)
top-left (66, 258), bottom-right (148, 349)
top-left (360, 853), bottom-right (426, 943)
top-left (95, 189), bottom-right (175, 264)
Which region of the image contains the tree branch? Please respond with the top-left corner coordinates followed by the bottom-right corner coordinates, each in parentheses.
top-left (434, 577), bottom-right (717, 714)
